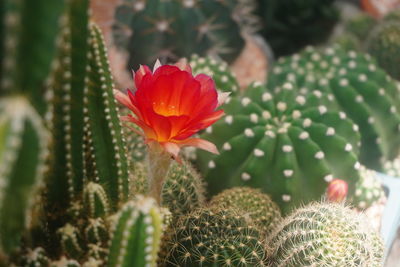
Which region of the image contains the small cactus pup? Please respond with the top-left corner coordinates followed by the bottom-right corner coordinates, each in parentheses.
top-left (326, 179), bottom-right (348, 203)
top-left (114, 59), bottom-right (224, 204)
top-left (197, 81), bottom-right (361, 214)
top-left (384, 156), bottom-right (400, 177)
top-left (0, 96), bottom-right (48, 257)
top-left (190, 54), bottom-right (240, 96)
top-left (161, 208), bottom-right (267, 266)
top-left (268, 45), bottom-right (400, 170)
top-left (107, 196), bottom-right (164, 267)
top-left (112, 0), bottom-right (245, 70)
top-left (267, 202), bottom-right (384, 267)
top-left (353, 166), bottom-right (385, 210)
top-left (210, 187), bottom-right (282, 236)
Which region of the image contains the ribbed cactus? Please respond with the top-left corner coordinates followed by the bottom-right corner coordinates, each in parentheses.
top-left (107, 196), bottom-right (163, 267)
top-left (267, 202), bottom-right (384, 266)
top-left (366, 21), bottom-right (400, 80)
top-left (112, 0), bottom-right (245, 70)
top-left (256, 0), bottom-right (339, 57)
top-left (268, 45), bottom-right (400, 170)
top-left (197, 81), bottom-right (361, 213)
top-left (0, 96), bottom-right (48, 256)
top-left (190, 54), bottom-right (240, 95)
top-left (161, 208), bottom-right (267, 266)
top-left (353, 166), bottom-right (385, 209)
top-left (210, 187), bottom-right (282, 235)
top-left (131, 160), bottom-right (206, 218)
top-left (0, 0), bottom-right (64, 115)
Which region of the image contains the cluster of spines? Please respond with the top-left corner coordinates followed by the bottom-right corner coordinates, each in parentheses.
top-left (107, 196), bottom-right (163, 267)
top-left (266, 202), bottom-right (384, 267)
top-left (210, 187), bottom-right (282, 235)
top-left (268, 45), bottom-right (400, 170)
top-left (0, 96), bottom-right (48, 255)
top-left (197, 80), bottom-right (361, 213)
top-left (162, 208), bottom-right (267, 266)
top-left (353, 166), bottom-right (385, 209)
top-left (190, 54), bottom-right (240, 95)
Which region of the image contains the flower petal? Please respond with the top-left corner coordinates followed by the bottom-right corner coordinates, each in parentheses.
top-left (178, 138), bottom-right (219, 154)
top-left (217, 92), bottom-right (231, 107)
top-left (175, 58), bottom-right (192, 73)
top-left (162, 142), bottom-right (181, 162)
top-left (134, 64), bottom-right (152, 88)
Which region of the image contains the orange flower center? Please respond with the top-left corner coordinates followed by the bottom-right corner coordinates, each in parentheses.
top-left (153, 101), bottom-right (185, 117)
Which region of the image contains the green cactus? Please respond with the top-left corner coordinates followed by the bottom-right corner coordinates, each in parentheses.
top-left (197, 80), bottom-right (361, 213)
top-left (112, 0), bottom-right (245, 70)
top-left (256, 0), bottom-right (339, 57)
top-left (49, 257), bottom-right (80, 267)
top-left (353, 166), bottom-right (385, 209)
top-left (21, 247), bottom-right (49, 267)
top-left (268, 45), bottom-right (400, 170)
top-left (0, 0), bottom-right (64, 115)
top-left (0, 96), bottom-right (48, 255)
top-left (366, 21), bottom-right (400, 80)
top-left (57, 223), bottom-right (83, 258)
top-left (85, 218), bottom-right (109, 245)
top-left (161, 208), bottom-right (267, 266)
top-left (210, 187), bottom-right (282, 235)
top-left (267, 202), bottom-right (384, 267)
top-left (190, 54), bottom-right (240, 95)
top-left (83, 182), bottom-right (110, 219)
top-left (384, 156), bottom-right (400, 177)
top-left (344, 12), bottom-right (376, 41)
top-left (131, 159), bottom-right (206, 218)
top-left (107, 196), bottom-right (163, 267)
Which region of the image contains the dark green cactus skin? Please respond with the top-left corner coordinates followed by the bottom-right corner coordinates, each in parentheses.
top-left (112, 0), bottom-right (245, 70)
top-left (107, 197), bottom-right (163, 267)
top-left (162, 208), bottom-right (267, 266)
top-left (0, 0), bottom-right (64, 115)
top-left (256, 0), bottom-right (339, 57)
top-left (197, 80), bottom-right (361, 214)
top-left (268, 46), bottom-right (400, 170)
top-left (366, 22), bottom-right (400, 80)
top-left (0, 97), bottom-right (48, 256)
top-left (267, 202), bottom-right (384, 267)
top-left (190, 54), bottom-right (240, 95)
top-left (210, 187), bottom-right (282, 235)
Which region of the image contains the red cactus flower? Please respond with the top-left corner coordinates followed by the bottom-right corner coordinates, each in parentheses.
top-left (114, 60), bottom-right (226, 160)
top-left (327, 179), bottom-right (348, 203)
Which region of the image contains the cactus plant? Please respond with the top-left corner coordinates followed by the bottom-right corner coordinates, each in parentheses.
top-left (0, 96), bottom-right (48, 256)
top-left (0, 0), bottom-right (64, 115)
top-left (161, 208), bottom-right (267, 266)
top-left (112, 0), bottom-right (245, 70)
top-left (384, 156), bottom-right (400, 177)
top-left (190, 54), bottom-right (240, 95)
top-left (268, 45), bottom-right (400, 170)
top-left (353, 166), bottom-right (385, 209)
top-left (197, 80), bottom-right (361, 213)
top-left (267, 202), bottom-right (384, 267)
top-left (210, 187), bottom-right (282, 235)
top-left (107, 196), bottom-right (163, 267)
top-left (256, 0), bottom-right (339, 57)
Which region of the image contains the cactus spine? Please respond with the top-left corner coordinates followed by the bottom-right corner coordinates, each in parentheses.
top-left (107, 196), bottom-right (163, 267)
top-left (267, 202), bottom-right (384, 267)
top-left (0, 96), bottom-right (48, 256)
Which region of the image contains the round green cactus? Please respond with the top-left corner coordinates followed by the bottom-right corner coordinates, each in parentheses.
top-left (190, 54), bottom-right (240, 95)
top-left (353, 166), bottom-right (385, 210)
top-left (112, 0), bottom-right (245, 70)
top-left (197, 81), bottom-right (361, 213)
top-left (161, 208), bottom-right (267, 266)
top-left (210, 187), bottom-right (282, 235)
top-left (267, 202), bottom-right (384, 266)
top-left (366, 22), bottom-right (400, 80)
top-left (384, 156), bottom-right (400, 177)
top-left (268, 45), bottom-right (400, 170)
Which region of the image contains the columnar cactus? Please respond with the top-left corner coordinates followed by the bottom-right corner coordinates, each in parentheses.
top-left (107, 196), bottom-right (163, 267)
top-left (353, 166), bottom-right (385, 209)
top-left (112, 0), bottom-right (245, 70)
top-left (0, 0), bottom-right (64, 115)
top-left (267, 202), bottom-right (384, 267)
top-left (161, 208), bottom-right (267, 266)
top-left (0, 96), bottom-right (48, 256)
top-left (197, 81), bottom-right (361, 213)
top-left (268, 45), bottom-right (400, 170)
top-left (256, 0), bottom-right (339, 57)
top-left (210, 187), bottom-right (282, 235)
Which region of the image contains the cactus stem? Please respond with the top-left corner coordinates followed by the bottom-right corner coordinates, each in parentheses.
top-left (146, 142), bottom-right (171, 205)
